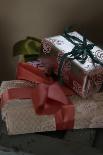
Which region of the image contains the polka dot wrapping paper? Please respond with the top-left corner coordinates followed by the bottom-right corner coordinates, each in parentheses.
top-left (1, 80), bottom-right (103, 135)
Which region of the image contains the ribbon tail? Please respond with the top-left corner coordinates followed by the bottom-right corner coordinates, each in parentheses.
top-left (58, 53), bottom-right (71, 83)
top-left (55, 104), bottom-right (74, 130)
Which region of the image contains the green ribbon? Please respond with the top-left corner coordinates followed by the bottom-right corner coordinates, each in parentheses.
top-left (58, 28), bottom-right (103, 82)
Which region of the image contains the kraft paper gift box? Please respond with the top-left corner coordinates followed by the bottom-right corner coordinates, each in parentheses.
top-left (1, 80), bottom-right (103, 135)
top-left (42, 31), bottom-right (103, 97)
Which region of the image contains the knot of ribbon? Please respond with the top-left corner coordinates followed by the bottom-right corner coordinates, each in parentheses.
top-left (58, 28), bottom-right (103, 82)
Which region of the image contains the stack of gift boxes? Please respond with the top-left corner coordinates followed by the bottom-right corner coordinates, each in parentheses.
top-left (0, 30), bottom-right (103, 135)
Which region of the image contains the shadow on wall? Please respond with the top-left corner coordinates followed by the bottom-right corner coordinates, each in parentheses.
top-left (0, 19), bottom-right (16, 82)
top-left (76, 13), bottom-right (103, 46)
top-left (0, 0), bottom-right (103, 81)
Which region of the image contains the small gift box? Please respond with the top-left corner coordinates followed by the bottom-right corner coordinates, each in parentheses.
top-left (42, 30), bottom-right (103, 97)
top-left (1, 80), bottom-right (103, 135)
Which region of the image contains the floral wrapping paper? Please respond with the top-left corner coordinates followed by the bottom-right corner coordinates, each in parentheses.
top-left (1, 80), bottom-right (103, 135)
top-left (42, 31), bottom-right (103, 97)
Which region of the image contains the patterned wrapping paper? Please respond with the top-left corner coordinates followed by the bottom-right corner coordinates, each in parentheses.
top-left (0, 80), bottom-right (36, 105)
top-left (0, 80), bottom-right (56, 135)
top-left (1, 80), bottom-right (103, 135)
top-left (0, 80), bottom-right (36, 94)
top-left (2, 99), bottom-right (56, 135)
top-left (42, 31), bottom-right (103, 97)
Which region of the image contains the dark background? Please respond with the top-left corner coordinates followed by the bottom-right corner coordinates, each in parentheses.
top-left (0, 0), bottom-right (103, 81)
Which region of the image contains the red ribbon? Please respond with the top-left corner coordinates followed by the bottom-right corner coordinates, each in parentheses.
top-left (32, 82), bottom-right (74, 129)
top-left (1, 88), bottom-right (34, 107)
top-left (17, 63), bottom-right (53, 84)
top-left (2, 62), bottom-right (75, 130)
top-left (32, 82), bottom-right (69, 115)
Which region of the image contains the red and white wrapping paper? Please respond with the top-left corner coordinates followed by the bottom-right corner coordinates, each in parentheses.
top-left (42, 31), bottom-right (103, 97)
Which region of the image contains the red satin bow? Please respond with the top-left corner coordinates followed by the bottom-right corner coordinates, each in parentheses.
top-left (32, 82), bottom-right (74, 130)
top-left (32, 82), bottom-right (69, 115)
top-left (2, 62), bottom-right (75, 130)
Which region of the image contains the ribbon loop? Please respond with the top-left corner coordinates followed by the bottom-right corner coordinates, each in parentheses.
top-left (58, 28), bottom-right (103, 82)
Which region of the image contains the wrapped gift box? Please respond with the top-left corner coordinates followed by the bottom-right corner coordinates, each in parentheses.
top-left (0, 80), bottom-right (35, 94)
top-left (16, 59), bottom-right (53, 84)
top-left (0, 80), bottom-right (56, 135)
top-left (1, 80), bottom-right (103, 135)
top-left (42, 31), bottom-right (103, 97)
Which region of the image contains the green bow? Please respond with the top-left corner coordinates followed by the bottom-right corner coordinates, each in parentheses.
top-left (13, 36), bottom-right (42, 61)
top-left (58, 28), bottom-right (103, 82)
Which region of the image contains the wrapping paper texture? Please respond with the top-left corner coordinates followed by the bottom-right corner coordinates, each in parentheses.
top-left (2, 99), bottom-right (56, 135)
top-left (1, 94), bottom-right (103, 135)
top-left (0, 80), bottom-right (35, 94)
top-left (1, 80), bottom-right (103, 135)
top-left (42, 31), bottom-right (103, 97)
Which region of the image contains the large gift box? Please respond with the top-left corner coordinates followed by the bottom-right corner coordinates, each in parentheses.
top-left (1, 79), bottom-right (103, 135)
top-left (42, 31), bottom-right (103, 97)
top-left (0, 80), bottom-right (56, 135)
